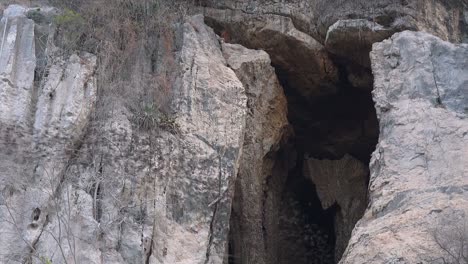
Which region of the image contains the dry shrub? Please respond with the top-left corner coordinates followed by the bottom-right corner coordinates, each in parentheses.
top-left (45, 0), bottom-right (187, 130)
top-left (430, 220), bottom-right (468, 264)
top-left (421, 215), bottom-right (468, 264)
top-left (2, 0), bottom-right (197, 131)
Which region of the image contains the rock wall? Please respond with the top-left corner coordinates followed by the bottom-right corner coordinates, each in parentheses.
top-left (340, 31), bottom-right (468, 264)
top-left (0, 5), bottom-right (97, 263)
top-left (304, 155), bottom-right (368, 262)
top-left (1, 5), bottom-right (290, 263)
top-left (202, 0), bottom-right (467, 92)
top-left (222, 43), bottom-right (289, 264)
top-left (29, 14), bottom-right (249, 264)
top-left (0, 1), bottom-right (467, 264)
top-left (201, 0), bottom-right (466, 44)
top-left (203, 8), bottom-right (339, 101)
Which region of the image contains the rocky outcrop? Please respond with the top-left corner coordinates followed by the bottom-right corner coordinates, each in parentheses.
top-left (1, 1), bottom-right (467, 263)
top-left (324, 19), bottom-right (396, 68)
top-left (0, 5), bottom-right (97, 264)
top-left (201, 0), bottom-right (466, 44)
top-left (202, 0), bottom-right (466, 90)
top-left (0, 5), bottom-right (36, 127)
top-left (0, 6), bottom-right (251, 263)
top-left (32, 14), bottom-right (248, 264)
top-left (340, 31), bottom-right (468, 264)
top-left (204, 8), bottom-right (338, 101)
top-left (222, 43), bottom-right (289, 264)
top-left (151, 15), bottom-right (247, 264)
top-left (304, 155), bottom-right (368, 262)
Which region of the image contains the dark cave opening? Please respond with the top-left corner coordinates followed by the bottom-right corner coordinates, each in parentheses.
top-left (214, 21), bottom-right (380, 264)
top-left (277, 59), bottom-right (379, 164)
top-left (228, 57), bottom-right (378, 263)
top-left (277, 153), bottom-right (337, 264)
top-left (272, 59), bottom-right (379, 264)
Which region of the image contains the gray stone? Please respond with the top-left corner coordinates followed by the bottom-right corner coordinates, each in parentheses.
top-left (222, 43), bottom-right (289, 264)
top-left (0, 5), bottom-right (36, 127)
top-left (325, 19), bottom-right (396, 67)
top-left (340, 31), bottom-right (468, 264)
top-left (201, 0), bottom-right (466, 44)
top-left (1, 1), bottom-right (468, 263)
top-left (304, 154), bottom-right (368, 262)
top-left (0, 5), bottom-right (96, 264)
top-left (204, 8), bottom-right (339, 101)
top-left (27, 13), bottom-right (247, 264)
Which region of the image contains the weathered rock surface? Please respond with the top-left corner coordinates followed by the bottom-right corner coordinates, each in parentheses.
top-left (150, 15), bottom-right (247, 264)
top-left (202, 0), bottom-right (467, 84)
top-left (340, 31), bottom-right (468, 264)
top-left (1, 0), bottom-right (468, 263)
top-left (325, 19), bottom-right (396, 68)
top-left (0, 5), bottom-right (36, 126)
top-left (304, 155), bottom-right (368, 262)
top-left (201, 0), bottom-right (466, 44)
top-left (0, 5), bottom-right (97, 263)
top-left (222, 43), bottom-right (289, 264)
top-left (39, 14), bottom-right (246, 264)
top-left (0, 7), bottom-right (250, 263)
top-left (205, 8), bottom-right (338, 100)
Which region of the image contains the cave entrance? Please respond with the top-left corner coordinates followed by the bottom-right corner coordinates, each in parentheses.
top-left (211, 18), bottom-right (380, 264)
top-left (272, 59), bottom-right (379, 263)
top-left (227, 56), bottom-right (378, 264)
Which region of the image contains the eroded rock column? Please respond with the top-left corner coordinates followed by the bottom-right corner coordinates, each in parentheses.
top-left (222, 43), bottom-right (290, 264)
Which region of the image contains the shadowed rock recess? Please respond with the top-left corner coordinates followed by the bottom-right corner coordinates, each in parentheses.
top-left (205, 11), bottom-right (379, 264)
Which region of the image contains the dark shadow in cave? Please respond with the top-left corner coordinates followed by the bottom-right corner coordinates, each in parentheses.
top-left (277, 149), bottom-right (336, 264)
top-left (227, 60), bottom-right (378, 264)
top-left (272, 58), bottom-right (379, 264)
top-left (276, 59), bottom-right (379, 165)
top-left (212, 19), bottom-right (380, 263)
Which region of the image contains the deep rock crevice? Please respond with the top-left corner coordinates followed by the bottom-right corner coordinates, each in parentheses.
top-left (269, 61), bottom-right (377, 264)
top-left (213, 15), bottom-right (379, 264)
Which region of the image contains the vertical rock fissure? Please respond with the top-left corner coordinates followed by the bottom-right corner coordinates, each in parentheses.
top-left (428, 49), bottom-right (444, 106)
top-left (260, 173), bottom-right (271, 255)
top-left (205, 202), bottom-right (218, 264)
top-left (204, 151), bottom-right (224, 264)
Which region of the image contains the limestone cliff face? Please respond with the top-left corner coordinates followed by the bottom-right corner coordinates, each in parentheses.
top-left (201, 0), bottom-right (466, 44)
top-left (222, 43), bottom-right (289, 264)
top-left (340, 31), bottom-right (468, 264)
top-left (0, 1), bottom-right (467, 264)
top-left (0, 5), bottom-right (97, 263)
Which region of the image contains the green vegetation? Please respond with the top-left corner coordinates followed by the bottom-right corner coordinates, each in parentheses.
top-left (53, 8), bottom-right (86, 51)
top-left (53, 8), bottom-right (84, 26)
top-left (40, 256), bottom-right (53, 264)
top-left (158, 111), bottom-right (180, 134)
top-left (132, 102), bottom-right (179, 133)
top-left (133, 102), bottom-right (159, 130)
top-left (26, 8), bottom-right (48, 24)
